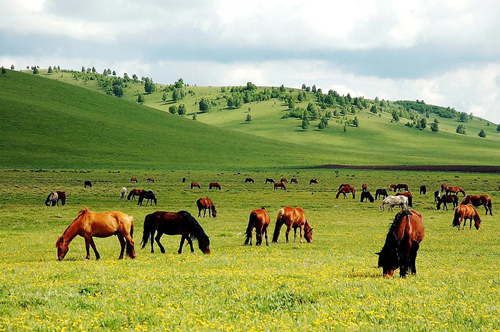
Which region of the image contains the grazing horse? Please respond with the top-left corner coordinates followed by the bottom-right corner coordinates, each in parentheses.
top-left (120, 187), bottom-right (127, 199)
top-left (376, 209), bottom-right (425, 277)
top-left (420, 185), bottom-right (427, 195)
top-left (55, 208), bottom-right (136, 260)
top-left (274, 182), bottom-right (287, 190)
top-left (362, 184), bottom-right (368, 192)
top-left (452, 204), bottom-right (482, 230)
top-left (380, 196), bottom-right (408, 211)
top-left (441, 183), bottom-right (447, 193)
top-left (436, 195), bottom-right (459, 211)
top-left (375, 189), bottom-right (389, 200)
top-left (310, 179), bottom-right (318, 185)
top-left (245, 177), bottom-right (255, 183)
top-left (265, 178), bottom-right (275, 184)
top-left (446, 186), bottom-right (466, 196)
top-left (130, 177), bottom-right (138, 183)
top-left (272, 207), bottom-right (313, 243)
top-left (84, 180), bottom-right (92, 188)
top-left (336, 184), bottom-right (355, 199)
top-left (461, 195), bottom-right (492, 216)
top-left (360, 191), bottom-right (374, 203)
top-left (209, 182), bottom-right (221, 190)
top-left (191, 182), bottom-right (201, 189)
top-left (55, 191), bottom-right (66, 206)
top-left (141, 211), bottom-right (210, 254)
top-left (127, 188), bottom-right (143, 201)
top-left (389, 184), bottom-right (397, 192)
top-left (147, 177), bottom-right (155, 183)
top-left (280, 177), bottom-right (288, 183)
top-left (45, 192), bottom-right (58, 206)
top-left (434, 190), bottom-right (441, 203)
top-left (290, 178), bottom-right (298, 184)
top-left (396, 184), bottom-right (408, 192)
top-left (196, 197), bottom-right (217, 218)
top-left (138, 190), bottom-right (157, 206)
top-left (244, 208), bottom-right (270, 246)
top-left (182, 177), bottom-right (186, 183)
top-left (396, 191), bottom-right (413, 207)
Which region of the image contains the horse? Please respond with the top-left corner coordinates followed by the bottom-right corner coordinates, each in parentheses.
top-left (191, 182), bottom-right (201, 189)
top-left (55, 208), bottom-right (136, 260)
top-left (265, 178), bottom-right (275, 184)
top-left (396, 184), bottom-right (408, 192)
top-left (182, 177), bottom-right (186, 183)
top-left (45, 192), bottom-right (58, 206)
top-left (196, 197), bottom-right (217, 218)
top-left (452, 204), bottom-right (482, 230)
top-left (362, 184), bottom-right (368, 192)
top-left (130, 177), bottom-right (138, 183)
top-left (446, 186), bottom-right (466, 196)
top-left (396, 191), bottom-right (413, 207)
top-left (127, 188), bottom-right (143, 201)
top-left (376, 209), bottom-right (425, 278)
top-left (272, 207), bottom-right (313, 243)
top-left (274, 182), bottom-right (287, 190)
top-left (120, 187), bottom-right (127, 199)
top-left (84, 180), bottom-right (92, 188)
top-left (147, 177), bottom-right (155, 183)
top-left (138, 190), bottom-right (157, 206)
top-left (360, 191), bottom-right (374, 203)
top-left (290, 178), bottom-right (298, 184)
top-left (461, 195), bottom-right (492, 216)
top-left (244, 208), bottom-right (270, 246)
top-left (209, 182), bottom-right (221, 190)
top-left (389, 184), bottom-right (397, 192)
top-left (336, 184), bottom-right (355, 199)
top-left (56, 191), bottom-right (66, 205)
top-left (434, 190), bottom-right (441, 203)
top-left (436, 195), bottom-right (459, 211)
top-left (380, 196), bottom-right (408, 211)
top-left (441, 183), bottom-right (447, 193)
top-left (375, 189), bottom-right (388, 200)
top-left (141, 211), bottom-right (210, 254)
top-left (310, 179), bottom-right (318, 185)
top-left (420, 185), bottom-right (427, 195)
top-left (280, 177), bottom-right (288, 183)
top-left (245, 177), bottom-right (254, 183)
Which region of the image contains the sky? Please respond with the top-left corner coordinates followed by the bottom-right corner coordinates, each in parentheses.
top-left (2, 0), bottom-right (500, 123)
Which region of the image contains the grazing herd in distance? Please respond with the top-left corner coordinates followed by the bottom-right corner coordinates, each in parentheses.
top-left (47, 176), bottom-right (494, 277)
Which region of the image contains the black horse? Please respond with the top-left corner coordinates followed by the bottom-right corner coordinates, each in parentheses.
top-left (360, 191), bottom-right (374, 203)
top-left (84, 180), bottom-right (92, 188)
top-left (436, 195), bottom-right (458, 211)
top-left (138, 190), bottom-right (157, 206)
top-left (375, 189), bottom-right (388, 200)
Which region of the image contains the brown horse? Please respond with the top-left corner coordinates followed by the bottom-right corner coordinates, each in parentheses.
top-left (290, 178), bottom-right (298, 184)
top-left (130, 177), bottom-right (138, 183)
top-left (274, 182), bottom-right (287, 190)
top-left (461, 195), bottom-right (492, 216)
top-left (375, 188), bottom-right (388, 200)
top-left (419, 185), bottom-right (426, 195)
top-left (309, 179), bottom-right (318, 185)
top-left (272, 207), bottom-right (313, 243)
top-left (141, 211), bottom-right (210, 254)
top-left (191, 182), bottom-right (201, 189)
top-left (446, 186), bottom-right (466, 196)
top-left (441, 183), bottom-right (447, 193)
top-left (362, 183), bottom-right (368, 192)
top-left (396, 191), bottom-right (413, 207)
top-left (244, 208), bottom-right (270, 246)
top-left (196, 197), bottom-right (217, 218)
top-left (147, 177), bottom-right (155, 183)
top-left (265, 178), bottom-right (275, 184)
top-left (376, 209), bottom-right (425, 278)
top-left (396, 184), bottom-right (409, 192)
top-left (127, 188), bottom-right (143, 201)
top-left (336, 184), bottom-right (355, 199)
top-left (55, 208), bottom-right (136, 260)
top-left (389, 184), bottom-right (397, 192)
top-left (209, 182), bottom-right (221, 190)
top-left (280, 177), bottom-right (288, 183)
top-left (436, 194), bottom-right (459, 210)
top-left (245, 177), bottom-right (254, 183)
top-left (452, 204), bottom-right (482, 230)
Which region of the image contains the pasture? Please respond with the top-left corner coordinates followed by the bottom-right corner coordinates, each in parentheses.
top-left (0, 168), bottom-right (498, 331)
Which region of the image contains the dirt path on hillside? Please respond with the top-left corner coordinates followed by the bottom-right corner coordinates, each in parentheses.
top-left (307, 165), bottom-right (500, 173)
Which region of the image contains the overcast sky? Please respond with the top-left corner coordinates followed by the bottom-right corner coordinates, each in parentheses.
top-left (2, 0), bottom-right (500, 123)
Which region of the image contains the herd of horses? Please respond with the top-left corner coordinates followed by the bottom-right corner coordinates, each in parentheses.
top-left (49, 177), bottom-right (494, 278)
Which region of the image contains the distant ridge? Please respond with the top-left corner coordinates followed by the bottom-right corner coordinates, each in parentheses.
top-left (307, 165), bottom-right (500, 173)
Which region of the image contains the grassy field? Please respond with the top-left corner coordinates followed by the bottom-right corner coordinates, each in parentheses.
top-left (0, 169), bottom-right (498, 331)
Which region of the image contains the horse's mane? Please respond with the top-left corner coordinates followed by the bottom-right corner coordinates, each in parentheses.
top-left (178, 211), bottom-right (209, 241)
top-left (384, 210), bottom-right (412, 249)
top-left (61, 207), bottom-right (91, 236)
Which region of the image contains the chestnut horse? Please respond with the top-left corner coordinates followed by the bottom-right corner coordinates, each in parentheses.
top-left (290, 178), bottom-right (298, 184)
top-left (191, 182), bottom-right (201, 189)
top-left (452, 204), bottom-right (482, 230)
top-left (441, 183), bottom-right (447, 193)
top-left (130, 177), bottom-right (138, 183)
top-left (127, 188), bottom-right (143, 201)
top-left (419, 185), bottom-right (427, 195)
top-left (280, 177), bottom-right (288, 183)
top-left (376, 209), bottom-right (425, 278)
top-left (336, 184), bottom-right (355, 199)
top-left (274, 182), bottom-right (287, 190)
top-left (375, 189), bottom-right (388, 200)
top-left (436, 194), bottom-right (458, 210)
top-left (310, 179), bottom-right (318, 185)
top-left (396, 184), bottom-right (408, 192)
top-left (244, 208), bottom-right (270, 246)
top-left (396, 191), bottom-right (413, 207)
top-left (147, 177), bottom-right (155, 183)
top-left (209, 182), bottom-right (221, 190)
top-left (245, 178), bottom-right (254, 183)
top-left (362, 184), bottom-right (368, 192)
top-left (55, 208), bottom-right (136, 260)
top-left (141, 211), bottom-right (210, 254)
top-left (446, 186), bottom-right (466, 196)
top-left (389, 184), bottom-right (397, 192)
top-left (461, 195), bottom-right (492, 216)
top-left (265, 178), bottom-right (275, 184)
top-left (272, 207), bottom-right (313, 243)
top-left (196, 197), bottom-right (217, 218)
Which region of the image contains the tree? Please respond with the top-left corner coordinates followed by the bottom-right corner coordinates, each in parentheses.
top-left (246, 114), bottom-right (252, 123)
top-left (392, 110), bottom-right (400, 122)
top-left (370, 105), bottom-right (377, 114)
top-left (497, 124), bottom-right (500, 132)
top-left (318, 117), bottom-right (328, 130)
top-left (301, 111), bottom-right (309, 130)
top-left (192, 114), bottom-right (197, 120)
top-left (169, 105), bottom-right (178, 114)
top-left (311, 85), bottom-right (317, 93)
top-left (92, 66), bottom-right (96, 73)
top-left (113, 84), bottom-right (124, 97)
top-left (199, 98), bottom-right (209, 112)
top-left (301, 84), bottom-right (306, 90)
top-left (430, 119), bottom-right (439, 132)
top-left (178, 104), bottom-right (186, 116)
top-left (343, 125), bottom-right (347, 133)
top-left (33, 67), bottom-right (39, 74)
top-left (137, 94), bottom-right (145, 104)
top-left (352, 116), bottom-right (359, 127)
top-left (478, 129), bottom-right (486, 138)
top-left (132, 74), bottom-right (138, 83)
top-left (144, 77), bottom-right (155, 93)
top-left (10, 65), bottom-right (14, 70)
top-left (174, 78), bottom-right (184, 88)
top-left (48, 66), bottom-right (53, 73)
top-left (459, 112), bottom-right (468, 122)
top-left (288, 98), bottom-right (295, 109)
top-left (456, 124), bottom-right (466, 134)
top-left (112, 70), bottom-right (116, 76)
top-left (419, 117), bottom-right (427, 130)
top-left (81, 66), bottom-right (85, 73)
top-left (246, 82), bottom-right (257, 91)
top-left (162, 92), bottom-right (168, 102)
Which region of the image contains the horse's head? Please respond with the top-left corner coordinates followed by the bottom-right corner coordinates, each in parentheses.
top-left (473, 211), bottom-right (482, 230)
top-left (304, 223), bottom-right (313, 243)
top-left (198, 235), bottom-right (211, 254)
top-left (211, 206), bottom-right (217, 218)
top-left (55, 235), bottom-right (69, 260)
top-left (376, 247), bottom-right (399, 278)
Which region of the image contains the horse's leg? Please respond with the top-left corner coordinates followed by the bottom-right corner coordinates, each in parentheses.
top-left (198, 208), bottom-right (201, 218)
top-left (293, 227), bottom-right (297, 243)
top-left (178, 236), bottom-right (186, 254)
top-left (299, 225), bottom-right (304, 243)
top-left (409, 242), bottom-right (420, 275)
top-left (117, 234), bottom-right (126, 260)
top-left (89, 237), bottom-right (101, 260)
top-left (285, 224), bottom-right (292, 243)
top-left (84, 235), bottom-right (91, 260)
top-left (264, 225), bottom-right (269, 246)
top-left (150, 229), bottom-right (156, 253)
top-left (155, 232), bottom-right (166, 253)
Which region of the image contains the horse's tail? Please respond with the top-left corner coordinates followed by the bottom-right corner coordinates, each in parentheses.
top-left (452, 208), bottom-right (461, 227)
top-left (126, 217), bottom-right (136, 258)
top-left (245, 212), bottom-right (257, 245)
top-left (272, 208), bottom-right (285, 242)
top-left (487, 197), bottom-right (493, 214)
top-left (141, 213), bottom-right (154, 249)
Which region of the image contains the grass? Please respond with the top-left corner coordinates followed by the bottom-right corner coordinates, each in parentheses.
top-left (0, 168), bottom-right (498, 331)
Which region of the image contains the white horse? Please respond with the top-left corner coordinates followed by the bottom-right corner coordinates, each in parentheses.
top-left (380, 195), bottom-right (408, 211)
top-left (120, 187), bottom-right (127, 199)
top-left (45, 192), bottom-right (58, 206)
